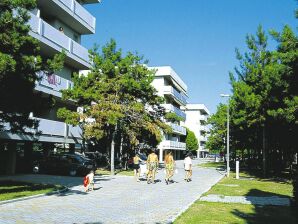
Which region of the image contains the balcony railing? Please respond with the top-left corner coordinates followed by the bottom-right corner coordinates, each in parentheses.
top-left (28, 12), bottom-right (90, 67)
top-left (199, 115), bottom-right (208, 122)
top-left (163, 86), bottom-right (187, 106)
top-left (161, 140), bottom-right (186, 151)
top-left (200, 135), bottom-right (208, 142)
top-left (74, 1), bottom-right (96, 29)
top-left (38, 119), bottom-right (82, 139)
top-left (35, 71), bottom-right (73, 97)
top-left (47, 0), bottom-right (96, 33)
top-left (37, 118), bottom-right (66, 136)
top-left (162, 104), bottom-right (186, 120)
top-left (68, 125), bottom-right (82, 138)
top-left (169, 123), bottom-right (186, 135)
top-left (200, 125), bottom-right (208, 132)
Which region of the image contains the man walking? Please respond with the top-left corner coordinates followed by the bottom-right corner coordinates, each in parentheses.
top-left (146, 149), bottom-right (159, 184)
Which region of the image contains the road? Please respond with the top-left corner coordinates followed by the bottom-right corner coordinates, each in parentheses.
top-left (0, 159), bottom-right (223, 224)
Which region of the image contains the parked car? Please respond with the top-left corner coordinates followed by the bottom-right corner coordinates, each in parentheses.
top-left (33, 153), bottom-right (96, 176)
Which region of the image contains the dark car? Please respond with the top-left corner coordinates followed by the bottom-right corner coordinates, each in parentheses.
top-left (33, 153), bottom-right (95, 176)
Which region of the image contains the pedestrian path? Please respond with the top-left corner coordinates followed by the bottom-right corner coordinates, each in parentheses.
top-left (0, 160), bottom-right (223, 224)
top-left (200, 194), bottom-right (291, 206)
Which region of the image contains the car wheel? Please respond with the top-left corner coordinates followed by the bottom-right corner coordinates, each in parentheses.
top-left (69, 170), bottom-right (77, 176)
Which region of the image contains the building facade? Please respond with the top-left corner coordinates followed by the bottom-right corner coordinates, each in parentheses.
top-left (0, 0), bottom-right (99, 174)
top-left (182, 104), bottom-right (210, 158)
top-left (150, 66), bottom-right (188, 162)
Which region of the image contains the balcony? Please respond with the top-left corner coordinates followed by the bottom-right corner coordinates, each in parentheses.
top-left (35, 71), bottom-right (73, 98)
top-left (37, 0), bottom-right (96, 34)
top-left (161, 140), bottom-right (186, 151)
top-left (163, 86), bottom-right (187, 106)
top-left (200, 135), bottom-right (208, 142)
top-left (28, 12), bottom-right (91, 69)
top-left (162, 104), bottom-right (186, 120)
top-left (199, 115), bottom-right (208, 122)
top-left (200, 125), bottom-right (208, 132)
top-left (169, 123), bottom-right (186, 135)
top-left (68, 125), bottom-right (82, 138)
top-left (0, 119), bottom-right (82, 143)
top-left (37, 118), bottom-right (66, 137)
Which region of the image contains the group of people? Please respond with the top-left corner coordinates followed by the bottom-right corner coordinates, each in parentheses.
top-left (132, 149), bottom-right (193, 184)
top-left (83, 149), bottom-right (193, 192)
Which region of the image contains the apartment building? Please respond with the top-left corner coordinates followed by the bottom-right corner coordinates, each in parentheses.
top-left (150, 66), bottom-right (188, 162)
top-left (0, 0), bottom-right (99, 174)
top-left (182, 104), bottom-right (210, 158)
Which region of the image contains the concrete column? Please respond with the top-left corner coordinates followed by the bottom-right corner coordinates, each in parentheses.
top-left (6, 142), bottom-right (16, 175)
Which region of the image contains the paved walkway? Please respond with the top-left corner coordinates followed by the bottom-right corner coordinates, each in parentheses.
top-left (200, 194), bottom-right (291, 206)
top-left (0, 159), bottom-right (223, 224)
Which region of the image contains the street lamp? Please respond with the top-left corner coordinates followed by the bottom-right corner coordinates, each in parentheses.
top-left (220, 93), bottom-right (230, 177)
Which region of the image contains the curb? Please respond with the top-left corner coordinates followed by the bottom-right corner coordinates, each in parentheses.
top-left (168, 172), bottom-right (225, 223)
top-left (0, 186), bottom-right (69, 206)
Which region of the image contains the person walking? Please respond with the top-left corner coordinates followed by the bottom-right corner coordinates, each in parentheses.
top-left (146, 149), bottom-right (159, 184)
top-left (164, 151), bottom-right (175, 184)
top-left (184, 152), bottom-right (192, 182)
top-left (132, 153), bottom-right (141, 182)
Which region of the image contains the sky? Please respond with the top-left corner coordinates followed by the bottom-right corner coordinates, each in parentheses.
top-left (83, 0), bottom-right (297, 114)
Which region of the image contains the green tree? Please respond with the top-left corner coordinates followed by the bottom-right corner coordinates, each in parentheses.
top-left (58, 39), bottom-right (170, 174)
top-left (0, 0), bottom-right (65, 132)
top-left (229, 23), bottom-right (297, 176)
top-left (206, 104), bottom-right (227, 153)
top-left (230, 26), bottom-right (274, 176)
top-left (185, 128), bottom-right (198, 152)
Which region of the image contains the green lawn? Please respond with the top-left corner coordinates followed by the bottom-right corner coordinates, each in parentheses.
top-left (198, 162), bottom-right (225, 169)
top-left (174, 171), bottom-right (296, 223)
top-left (0, 181), bottom-right (62, 201)
top-left (174, 201), bottom-right (297, 224)
top-left (95, 169), bottom-right (134, 176)
top-left (206, 172), bottom-right (293, 197)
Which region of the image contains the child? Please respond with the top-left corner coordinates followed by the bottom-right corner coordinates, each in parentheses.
top-left (84, 170), bottom-right (94, 192)
top-left (184, 153), bottom-right (192, 182)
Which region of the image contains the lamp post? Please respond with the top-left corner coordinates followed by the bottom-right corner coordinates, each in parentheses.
top-left (220, 94), bottom-right (230, 177)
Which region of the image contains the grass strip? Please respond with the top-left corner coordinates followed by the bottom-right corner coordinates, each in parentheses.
top-left (0, 181), bottom-right (63, 201)
top-left (174, 201), bottom-right (297, 224)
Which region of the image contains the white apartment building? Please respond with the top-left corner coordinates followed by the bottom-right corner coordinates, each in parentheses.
top-left (0, 0), bottom-right (99, 174)
top-left (182, 104), bottom-right (210, 158)
top-left (150, 66), bottom-right (188, 162)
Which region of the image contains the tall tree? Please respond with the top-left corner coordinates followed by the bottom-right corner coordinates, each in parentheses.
top-left (230, 26), bottom-right (273, 176)
top-left (185, 128), bottom-right (199, 152)
top-left (58, 39), bottom-right (170, 174)
top-left (206, 103), bottom-right (227, 153)
top-left (0, 0), bottom-right (65, 132)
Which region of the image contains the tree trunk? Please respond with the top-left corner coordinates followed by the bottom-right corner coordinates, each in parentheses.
top-left (110, 125), bottom-right (117, 175)
top-left (119, 136), bottom-right (123, 168)
top-left (262, 125), bottom-right (267, 177)
top-left (110, 131), bottom-right (115, 175)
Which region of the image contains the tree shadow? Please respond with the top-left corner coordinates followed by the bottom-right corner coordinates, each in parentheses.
top-left (0, 180), bottom-right (59, 194)
top-left (231, 189), bottom-right (297, 223)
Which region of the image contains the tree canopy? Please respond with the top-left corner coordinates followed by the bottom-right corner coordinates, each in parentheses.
top-left (0, 0), bottom-right (65, 132)
top-left (185, 128), bottom-right (199, 152)
top-left (208, 21), bottom-right (297, 177)
top-left (58, 39), bottom-right (170, 173)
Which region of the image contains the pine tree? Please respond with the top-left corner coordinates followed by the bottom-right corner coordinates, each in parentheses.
top-left (0, 0), bottom-right (65, 132)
